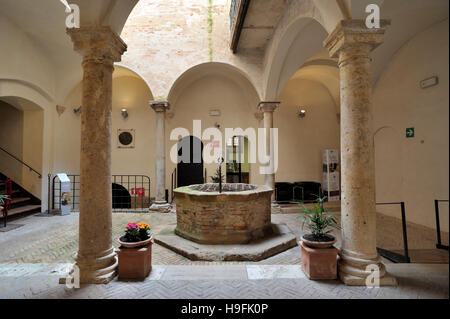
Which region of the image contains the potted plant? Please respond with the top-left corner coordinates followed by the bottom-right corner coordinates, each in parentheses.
top-left (0, 194), bottom-right (9, 214)
top-left (210, 167), bottom-right (224, 183)
top-left (297, 196), bottom-right (339, 280)
top-left (117, 222), bottom-right (153, 280)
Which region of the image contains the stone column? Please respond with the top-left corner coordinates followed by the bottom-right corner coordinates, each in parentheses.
top-left (258, 102), bottom-right (279, 202)
top-left (149, 101), bottom-right (171, 213)
top-left (324, 20), bottom-right (396, 286)
top-left (67, 27), bottom-right (127, 283)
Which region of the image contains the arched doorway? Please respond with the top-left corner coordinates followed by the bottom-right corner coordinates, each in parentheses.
top-left (226, 135), bottom-right (250, 183)
top-left (112, 183), bottom-right (131, 209)
top-left (177, 136), bottom-right (204, 187)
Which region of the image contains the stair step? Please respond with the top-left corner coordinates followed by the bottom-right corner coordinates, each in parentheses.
top-left (1, 205), bottom-right (41, 218)
top-left (0, 189), bottom-right (20, 196)
top-left (11, 197), bottom-right (31, 204)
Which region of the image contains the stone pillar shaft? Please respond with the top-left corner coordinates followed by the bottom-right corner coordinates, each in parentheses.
top-left (324, 20), bottom-right (396, 286)
top-left (67, 26), bottom-right (127, 284)
top-left (339, 44), bottom-right (377, 258)
top-left (149, 101), bottom-right (171, 212)
top-left (258, 102), bottom-right (279, 201)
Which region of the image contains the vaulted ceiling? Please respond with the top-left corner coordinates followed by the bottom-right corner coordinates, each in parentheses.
top-left (0, 0), bottom-right (138, 101)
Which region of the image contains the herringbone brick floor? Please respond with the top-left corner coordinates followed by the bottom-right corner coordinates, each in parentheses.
top-left (0, 213), bottom-right (310, 265)
top-left (0, 264), bottom-right (447, 299)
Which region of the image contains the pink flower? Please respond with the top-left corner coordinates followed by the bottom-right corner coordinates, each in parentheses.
top-left (126, 223), bottom-right (138, 230)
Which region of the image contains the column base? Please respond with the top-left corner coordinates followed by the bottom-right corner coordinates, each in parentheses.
top-left (75, 247), bottom-right (118, 284)
top-left (271, 201), bottom-right (280, 208)
top-left (149, 201), bottom-right (172, 213)
top-left (338, 252), bottom-right (397, 286)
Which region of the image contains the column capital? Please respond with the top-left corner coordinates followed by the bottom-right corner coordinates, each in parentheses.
top-left (258, 101), bottom-right (280, 112)
top-left (150, 101), bottom-right (170, 112)
top-left (324, 19), bottom-right (390, 58)
top-left (67, 26), bottom-right (127, 64)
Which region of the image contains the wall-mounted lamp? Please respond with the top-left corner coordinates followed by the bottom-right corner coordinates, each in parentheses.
top-left (73, 106), bottom-right (82, 115)
top-left (298, 108), bottom-right (306, 119)
top-left (121, 108), bottom-right (128, 119)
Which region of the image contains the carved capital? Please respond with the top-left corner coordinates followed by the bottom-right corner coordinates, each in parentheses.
top-left (150, 101), bottom-right (170, 113)
top-left (66, 26), bottom-right (127, 65)
top-left (258, 101), bottom-right (280, 113)
top-left (324, 19), bottom-right (390, 58)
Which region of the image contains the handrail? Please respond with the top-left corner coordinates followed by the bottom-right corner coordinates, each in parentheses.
top-left (0, 146), bottom-right (42, 178)
top-left (434, 199), bottom-right (449, 250)
top-left (376, 201), bottom-right (410, 263)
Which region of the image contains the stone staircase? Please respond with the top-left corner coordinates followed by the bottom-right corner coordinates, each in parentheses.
top-left (0, 173), bottom-right (41, 221)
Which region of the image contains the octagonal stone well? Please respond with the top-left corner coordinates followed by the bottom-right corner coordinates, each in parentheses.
top-left (174, 183), bottom-right (273, 244)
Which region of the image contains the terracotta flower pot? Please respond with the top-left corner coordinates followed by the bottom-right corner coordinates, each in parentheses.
top-left (301, 235), bottom-right (336, 249)
top-left (300, 234), bottom-right (337, 280)
top-left (117, 236), bottom-right (153, 280)
top-left (118, 236), bottom-right (153, 248)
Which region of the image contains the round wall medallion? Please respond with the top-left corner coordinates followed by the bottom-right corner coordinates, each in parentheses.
top-left (118, 131), bottom-right (133, 145)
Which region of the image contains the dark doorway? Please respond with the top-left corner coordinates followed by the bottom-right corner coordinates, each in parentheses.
top-left (177, 136), bottom-right (204, 187)
top-left (112, 183), bottom-right (131, 209)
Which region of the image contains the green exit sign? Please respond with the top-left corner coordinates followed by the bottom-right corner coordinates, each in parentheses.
top-left (406, 128), bottom-right (415, 138)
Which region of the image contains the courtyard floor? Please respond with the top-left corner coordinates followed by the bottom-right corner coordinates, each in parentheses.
top-left (0, 212), bottom-right (448, 299)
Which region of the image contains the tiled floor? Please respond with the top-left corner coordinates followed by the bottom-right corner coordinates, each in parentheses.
top-left (0, 212), bottom-right (314, 265)
top-left (0, 211), bottom-right (448, 299)
top-left (0, 263), bottom-right (447, 299)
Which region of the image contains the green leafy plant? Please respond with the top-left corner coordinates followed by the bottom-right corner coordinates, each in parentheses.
top-left (296, 196), bottom-right (338, 241)
top-left (0, 195), bottom-right (9, 206)
top-left (210, 167), bottom-right (224, 183)
top-left (123, 222), bottom-right (151, 242)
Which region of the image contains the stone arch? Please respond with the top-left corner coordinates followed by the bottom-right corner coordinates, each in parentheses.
top-left (263, 17), bottom-right (330, 100)
top-left (0, 79), bottom-right (54, 107)
top-left (165, 62), bottom-right (264, 188)
top-left (0, 85), bottom-right (49, 208)
top-left (114, 64), bottom-right (154, 99)
top-left (373, 126), bottom-right (404, 204)
top-left (168, 62), bottom-right (260, 110)
top-left (282, 61), bottom-right (340, 116)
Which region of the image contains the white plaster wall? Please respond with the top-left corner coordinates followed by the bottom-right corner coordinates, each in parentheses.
top-left (56, 75), bottom-right (156, 197)
top-left (166, 73), bottom-right (262, 189)
top-left (0, 13), bottom-right (57, 211)
top-left (0, 81), bottom-right (55, 211)
top-left (373, 19), bottom-right (449, 231)
top-left (0, 100), bottom-right (44, 200)
top-left (0, 101), bottom-right (24, 181)
top-left (0, 13), bottom-right (56, 100)
top-left (21, 110), bottom-right (44, 196)
top-left (275, 79), bottom-right (340, 184)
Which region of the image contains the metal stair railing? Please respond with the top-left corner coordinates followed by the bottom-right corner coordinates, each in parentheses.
top-left (435, 199), bottom-right (449, 250)
top-left (0, 146), bottom-right (41, 178)
top-left (376, 201), bottom-right (410, 263)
